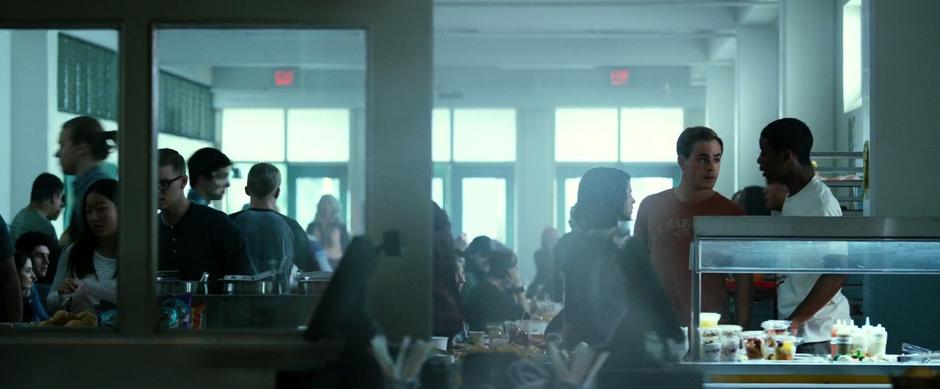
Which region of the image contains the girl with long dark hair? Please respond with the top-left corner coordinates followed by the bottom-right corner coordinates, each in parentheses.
top-left (48, 179), bottom-right (119, 313)
top-left (55, 116), bottom-right (117, 243)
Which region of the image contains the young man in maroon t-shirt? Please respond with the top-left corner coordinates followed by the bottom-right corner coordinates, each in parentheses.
top-left (634, 126), bottom-right (751, 327)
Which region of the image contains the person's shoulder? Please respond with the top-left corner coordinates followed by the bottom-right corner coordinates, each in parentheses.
top-left (637, 188), bottom-right (674, 210)
top-left (193, 203), bottom-right (240, 224)
top-left (708, 193), bottom-right (746, 215)
top-left (279, 214), bottom-right (306, 230)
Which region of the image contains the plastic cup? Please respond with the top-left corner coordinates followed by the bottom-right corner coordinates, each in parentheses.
top-left (700, 312), bottom-right (721, 328)
top-left (467, 331), bottom-right (485, 345)
top-left (431, 336), bottom-right (449, 352)
top-left (740, 331), bottom-right (766, 360)
top-left (761, 320), bottom-right (792, 336)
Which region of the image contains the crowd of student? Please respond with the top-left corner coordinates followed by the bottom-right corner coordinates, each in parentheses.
top-left (0, 116), bottom-right (349, 322)
top-left (1, 115), bottom-right (848, 361)
top-left (430, 118), bottom-right (850, 361)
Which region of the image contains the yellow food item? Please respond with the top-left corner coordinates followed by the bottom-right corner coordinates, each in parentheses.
top-left (81, 315), bottom-right (98, 327)
top-left (50, 310), bottom-right (69, 325)
top-left (37, 321), bottom-right (53, 327)
top-left (64, 319), bottom-right (84, 328)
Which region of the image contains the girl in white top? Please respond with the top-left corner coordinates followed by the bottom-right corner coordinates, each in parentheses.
top-left (49, 179), bottom-right (119, 313)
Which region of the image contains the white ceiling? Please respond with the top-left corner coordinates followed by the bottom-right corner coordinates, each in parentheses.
top-left (153, 0), bottom-right (778, 72)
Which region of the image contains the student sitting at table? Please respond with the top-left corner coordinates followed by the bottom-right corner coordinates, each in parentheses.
top-left (464, 246), bottom-right (527, 331)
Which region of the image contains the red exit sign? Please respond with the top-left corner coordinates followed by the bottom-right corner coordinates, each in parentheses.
top-left (274, 69), bottom-right (295, 87)
top-left (610, 68), bottom-right (630, 86)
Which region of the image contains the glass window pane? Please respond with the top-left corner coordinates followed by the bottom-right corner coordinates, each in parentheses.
top-left (620, 108), bottom-right (684, 162)
top-left (563, 177), bottom-right (580, 233)
top-left (433, 109), bottom-right (451, 162)
top-left (287, 108), bottom-right (350, 162)
top-left (462, 178), bottom-right (507, 243)
top-left (156, 28), bottom-right (366, 332)
top-left (555, 108), bottom-right (618, 162)
top-left (453, 109), bottom-right (516, 162)
top-left (628, 177), bottom-right (674, 232)
top-left (295, 177), bottom-right (342, 234)
top-left (432, 177), bottom-right (445, 208)
top-left (1, 29), bottom-right (121, 330)
top-left (221, 108), bottom-right (285, 161)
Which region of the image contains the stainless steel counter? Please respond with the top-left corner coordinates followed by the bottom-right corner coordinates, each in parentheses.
top-left (193, 293), bottom-right (321, 330)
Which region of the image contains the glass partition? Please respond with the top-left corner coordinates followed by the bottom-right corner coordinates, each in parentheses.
top-left (697, 239), bottom-right (940, 274)
top-left (154, 28), bottom-right (366, 331)
top-left (1, 29), bottom-right (120, 331)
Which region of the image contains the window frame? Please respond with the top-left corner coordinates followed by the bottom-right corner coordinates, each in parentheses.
top-left (0, 0), bottom-right (434, 352)
top-left (451, 163), bottom-right (515, 247)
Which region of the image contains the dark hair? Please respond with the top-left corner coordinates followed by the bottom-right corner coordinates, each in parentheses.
top-left (30, 173), bottom-right (64, 203)
top-left (247, 163), bottom-right (281, 198)
top-left (69, 179), bottom-right (118, 280)
top-left (158, 148), bottom-right (186, 175)
top-left (732, 186), bottom-right (771, 216)
top-left (13, 251), bottom-right (30, 272)
top-left (463, 235), bottom-right (493, 276)
top-left (677, 126), bottom-right (724, 159)
top-left (571, 167), bottom-right (630, 230)
top-left (760, 118), bottom-right (814, 166)
top-left (15, 232), bottom-right (57, 254)
top-left (187, 148), bottom-right (232, 185)
top-left (63, 116), bottom-right (117, 161)
top-left (486, 248), bottom-right (517, 280)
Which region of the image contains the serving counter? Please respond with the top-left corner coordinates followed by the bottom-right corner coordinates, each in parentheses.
top-left (688, 216), bottom-right (940, 388)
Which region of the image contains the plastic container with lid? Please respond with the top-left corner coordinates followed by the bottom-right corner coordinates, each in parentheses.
top-left (761, 320), bottom-right (792, 336)
top-left (867, 325), bottom-right (888, 357)
top-left (771, 335), bottom-right (800, 361)
top-left (832, 334), bottom-right (853, 358)
top-left (715, 325), bottom-right (744, 361)
top-left (700, 312), bottom-right (721, 328)
top-left (740, 331), bottom-right (767, 360)
top-left (701, 339), bottom-right (721, 362)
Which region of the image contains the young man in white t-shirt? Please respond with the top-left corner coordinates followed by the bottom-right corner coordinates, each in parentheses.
top-left (757, 118), bottom-right (851, 355)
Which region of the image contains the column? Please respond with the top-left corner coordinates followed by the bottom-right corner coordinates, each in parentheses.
top-left (735, 26), bottom-right (779, 188)
top-left (865, 0), bottom-right (940, 352)
top-left (780, 0), bottom-right (838, 152)
top-left (705, 65), bottom-right (736, 197)
top-left (514, 108), bottom-right (555, 285)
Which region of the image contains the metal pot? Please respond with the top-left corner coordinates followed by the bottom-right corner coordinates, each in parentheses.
top-left (296, 278), bottom-right (330, 295)
top-left (223, 279), bottom-right (277, 295)
top-left (295, 271), bottom-right (331, 295)
top-left (156, 280), bottom-right (209, 296)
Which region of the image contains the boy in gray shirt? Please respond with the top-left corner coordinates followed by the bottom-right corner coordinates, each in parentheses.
top-left (229, 163), bottom-right (315, 277)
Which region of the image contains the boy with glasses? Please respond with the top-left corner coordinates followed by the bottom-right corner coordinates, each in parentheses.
top-left (157, 149), bottom-right (251, 285)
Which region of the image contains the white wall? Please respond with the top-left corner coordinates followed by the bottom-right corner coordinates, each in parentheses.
top-left (0, 31), bottom-right (12, 219)
top-left (780, 0), bottom-right (838, 152)
top-left (10, 31), bottom-right (53, 220)
top-left (705, 65), bottom-right (736, 197)
top-left (865, 0), bottom-right (940, 351)
top-left (735, 27), bottom-right (779, 188)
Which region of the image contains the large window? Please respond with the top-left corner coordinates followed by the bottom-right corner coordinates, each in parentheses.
top-left (842, 0), bottom-right (863, 113)
top-left (433, 108), bottom-right (515, 245)
top-left (218, 107), bottom-right (352, 224)
top-left (555, 107), bottom-right (683, 232)
top-left (555, 109), bottom-right (619, 162)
